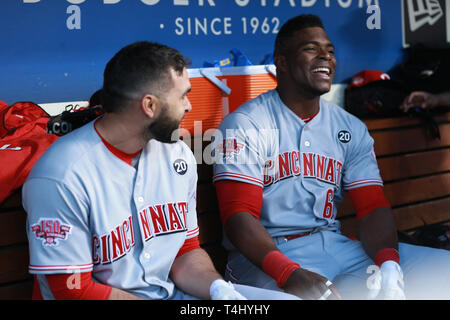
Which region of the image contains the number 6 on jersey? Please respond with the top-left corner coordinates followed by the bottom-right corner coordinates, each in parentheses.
top-left (323, 188), bottom-right (334, 219)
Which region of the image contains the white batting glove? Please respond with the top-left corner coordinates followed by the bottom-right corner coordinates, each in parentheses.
top-left (209, 279), bottom-right (248, 300)
top-left (367, 261), bottom-right (405, 300)
top-left (380, 261), bottom-right (406, 300)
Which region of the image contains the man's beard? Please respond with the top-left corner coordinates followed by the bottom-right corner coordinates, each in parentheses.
top-left (142, 104), bottom-right (181, 143)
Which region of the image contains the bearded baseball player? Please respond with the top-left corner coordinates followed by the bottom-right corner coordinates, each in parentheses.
top-left (23, 41), bottom-right (298, 300)
top-left (212, 14), bottom-right (450, 300)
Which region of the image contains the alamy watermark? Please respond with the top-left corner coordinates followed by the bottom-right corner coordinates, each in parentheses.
top-left (367, 5), bottom-right (381, 30)
top-left (173, 122), bottom-right (280, 166)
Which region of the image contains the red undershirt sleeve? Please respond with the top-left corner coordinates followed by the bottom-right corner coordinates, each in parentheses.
top-left (38, 272), bottom-right (112, 300)
top-left (176, 236), bottom-right (201, 258)
top-left (36, 237), bottom-right (202, 299)
top-left (215, 181), bottom-right (388, 224)
top-left (214, 180), bottom-right (263, 225)
top-left (348, 185), bottom-right (391, 220)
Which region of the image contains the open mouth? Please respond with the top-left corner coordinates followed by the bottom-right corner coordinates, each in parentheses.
top-left (311, 67), bottom-right (332, 77)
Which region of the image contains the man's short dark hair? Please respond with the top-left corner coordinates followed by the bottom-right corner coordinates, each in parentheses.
top-left (102, 41), bottom-right (188, 113)
top-left (89, 89), bottom-right (103, 107)
top-left (274, 14), bottom-right (325, 57)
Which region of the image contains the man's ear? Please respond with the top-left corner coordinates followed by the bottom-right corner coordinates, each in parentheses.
top-left (274, 55), bottom-right (287, 74)
top-left (141, 94), bottom-right (159, 119)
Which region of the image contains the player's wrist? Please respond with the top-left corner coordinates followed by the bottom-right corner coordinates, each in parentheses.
top-left (380, 260), bottom-right (401, 272)
top-left (209, 279), bottom-right (229, 299)
top-left (262, 250), bottom-right (300, 288)
top-left (374, 248), bottom-right (399, 267)
top-left (209, 279), bottom-right (247, 300)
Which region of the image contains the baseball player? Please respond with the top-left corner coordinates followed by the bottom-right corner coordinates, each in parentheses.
top-left (23, 42), bottom-right (298, 300)
top-left (212, 14), bottom-right (450, 300)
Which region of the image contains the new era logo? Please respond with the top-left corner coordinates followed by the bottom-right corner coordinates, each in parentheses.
top-left (0, 144), bottom-right (22, 151)
top-left (402, 0), bottom-right (449, 47)
top-left (407, 0), bottom-right (444, 31)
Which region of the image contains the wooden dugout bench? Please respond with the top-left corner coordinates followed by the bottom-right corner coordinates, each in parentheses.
top-left (1, 112), bottom-right (449, 300)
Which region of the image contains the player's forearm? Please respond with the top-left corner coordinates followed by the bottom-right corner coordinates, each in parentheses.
top-left (358, 206), bottom-right (398, 260)
top-left (170, 248), bottom-right (222, 299)
top-left (225, 211), bottom-right (279, 268)
top-left (108, 287), bottom-right (145, 300)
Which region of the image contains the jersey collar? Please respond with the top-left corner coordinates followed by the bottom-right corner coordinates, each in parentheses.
top-left (273, 89), bottom-right (321, 124)
top-left (93, 119), bottom-right (142, 166)
top-left (300, 107), bottom-right (320, 123)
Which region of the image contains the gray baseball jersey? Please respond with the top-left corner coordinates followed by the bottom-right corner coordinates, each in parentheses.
top-left (212, 89), bottom-right (383, 237)
top-left (23, 120), bottom-right (199, 299)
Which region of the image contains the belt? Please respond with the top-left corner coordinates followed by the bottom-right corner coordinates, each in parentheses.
top-left (284, 232), bottom-right (312, 241)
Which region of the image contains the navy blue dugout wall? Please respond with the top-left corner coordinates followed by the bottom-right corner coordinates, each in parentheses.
top-left (0, 0), bottom-right (403, 104)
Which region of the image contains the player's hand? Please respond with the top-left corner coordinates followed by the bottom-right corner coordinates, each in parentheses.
top-left (283, 268), bottom-right (341, 300)
top-left (367, 261), bottom-right (405, 300)
top-left (209, 279), bottom-right (248, 300)
top-left (400, 91), bottom-right (439, 112)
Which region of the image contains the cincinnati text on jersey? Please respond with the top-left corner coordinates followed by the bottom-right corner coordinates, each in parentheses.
top-left (263, 151), bottom-right (343, 187)
top-left (92, 202), bottom-right (188, 264)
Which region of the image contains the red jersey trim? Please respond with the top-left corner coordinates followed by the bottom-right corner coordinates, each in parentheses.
top-left (344, 179), bottom-right (384, 189)
top-left (186, 227), bottom-right (200, 238)
top-left (213, 172), bottom-right (264, 187)
top-left (300, 106), bottom-right (320, 123)
top-left (29, 263), bottom-right (94, 273)
top-left (93, 119), bottom-right (141, 166)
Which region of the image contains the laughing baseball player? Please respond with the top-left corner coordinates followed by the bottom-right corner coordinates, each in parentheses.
top-left (212, 14), bottom-right (450, 300)
top-left (23, 41), bottom-right (298, 300)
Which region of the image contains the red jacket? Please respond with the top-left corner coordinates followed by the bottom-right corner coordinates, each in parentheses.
top-left (0, 101), bottom-right (59, 203)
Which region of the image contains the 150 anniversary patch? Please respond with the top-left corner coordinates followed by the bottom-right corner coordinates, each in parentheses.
top-left (31, 218), bottom-right (72, 246)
